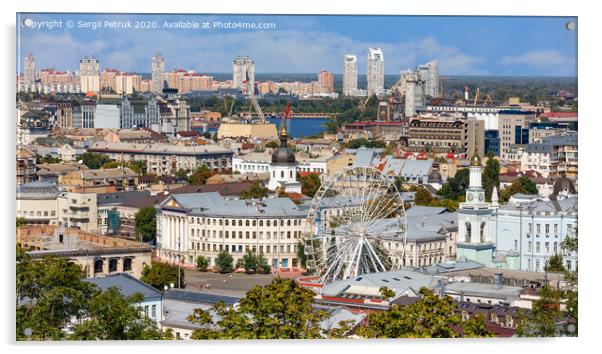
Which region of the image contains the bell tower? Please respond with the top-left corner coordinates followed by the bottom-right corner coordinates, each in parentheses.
top-left (456, 145), bottom-right (496, 265)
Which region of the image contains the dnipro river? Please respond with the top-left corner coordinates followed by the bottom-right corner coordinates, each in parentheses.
top-left (266, 117), bottom-right (330, 138)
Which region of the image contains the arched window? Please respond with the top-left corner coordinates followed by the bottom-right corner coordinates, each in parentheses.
top-left (480, 222), bottom-right (486, 243)
top-left (465, 222), bottom-right (472, 243)
top-left (281, 171), bottom-right (284, 178)
top-left (109, 258), bottom-right (118, 272)
top-left (123, 258), bottom-right (133, 271)
top-left (94, 259), bottom-right (104, 274)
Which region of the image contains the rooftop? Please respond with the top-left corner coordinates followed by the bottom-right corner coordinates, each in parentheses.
top-left (85, 273), bottom-right (162, 300)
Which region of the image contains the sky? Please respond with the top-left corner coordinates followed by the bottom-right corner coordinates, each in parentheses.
top-left (16, 13), bottom-right (578, 76)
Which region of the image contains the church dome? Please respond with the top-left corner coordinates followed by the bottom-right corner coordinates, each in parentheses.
top-left (271, 125), bottom-right (296, 164)
top-left (550, 175), bottom-right (576, 201)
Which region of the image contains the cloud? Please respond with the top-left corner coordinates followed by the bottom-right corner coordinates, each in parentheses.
top-left (500, 50), bottom-right (575, 75)
top-left (19, 26), bottom-right (484, 75)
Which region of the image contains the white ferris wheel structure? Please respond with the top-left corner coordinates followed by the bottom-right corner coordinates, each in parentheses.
top-left (304, 166), bottom-right (408, 285)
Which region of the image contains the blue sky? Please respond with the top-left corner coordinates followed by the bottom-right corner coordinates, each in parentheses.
top-left (17, 13), bottom-right (577, 76)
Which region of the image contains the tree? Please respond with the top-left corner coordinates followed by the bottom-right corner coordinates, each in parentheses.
top-left (299, 173), bottom-right (321, 197)
top-left (102, 160), bottom-right (147, 175)
top-left (80, 152), bottom-right (111, 169)
top-left (437, 168), bottom-right (470, 200)
top-left (393, 176), bottom-right (406, 192)
top-left (16, 216), bottom-right (26, 228)
top-left (463, 314), bottom-right (495, 338)
top-left (17, 253), bottom-right (98, 340)
top-left (70, 287), bottom-right (163, 340)
top-left (16, 250), bottom-right (167, 341)
top-left (482, 153), bottom-right (500, 201)
top-left (242, 251), bottom-right (259, 273)
top-left (188, 165), bottom-right (214, 185)
top-left (297, 242), bottom-right (307, 269)
top-left (36, 154), bottom-right (61, 164)
top-left (140, 261), bottom-right (185, 290)
top-left (344, 138), bottom-right (386, 149)
top-left (187, 278), bottom-right (328, 339)
top-left (499, 176), bottom-right (539, 203)
top-left (196, 256), bottom-right (208, 272)
top-left (134, 207), bottom-right (156, 243)
top-left (379, 286), bottom-right (396, 300)
top-left (415, 187), bottom-right (434, 205)
top-left (239, 182), bottom-right (269, 200)
top-left (358, 288), bottom-right (462, 338)
top-left (215, 250), bottom-right (234, 274)
top-left (265, 141), bottom-right (279, 149)
top-left (256, 254), bottom-right (271, 274)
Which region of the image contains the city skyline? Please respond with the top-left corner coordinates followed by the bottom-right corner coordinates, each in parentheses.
top-left (17, 13), bottom-right (577, 77)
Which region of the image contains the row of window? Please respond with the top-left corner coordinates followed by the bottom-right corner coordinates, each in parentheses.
top-left (527, 223), bottom-right (573, 237)
top-left (190, 229), bottom-right (302, 240)
top-left (188, 217), bottom-right (302, 227)
top-left (192, 242), bottom-right (298, 254)
top-left (18, 210), bottom-right (56, 217)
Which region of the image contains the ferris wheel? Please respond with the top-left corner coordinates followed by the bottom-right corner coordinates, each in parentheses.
top-left (305, 166), bottom-right (407, 285)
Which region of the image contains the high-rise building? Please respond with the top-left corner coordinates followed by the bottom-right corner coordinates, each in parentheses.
top-left (317, 71), bottom-right (334, 94)
top-left (23, 53), bottom-right (36, 85)
top-left (417, 60), bottom-right (439, 98)
top-left (404, 72), bottom-right (425, 118)
top-left (151, 53), bottom-right (165, 93)
top-left (367, 48), bottom-right (384, 96)
top-left (498, 110), bottom-right (536, 160)
top-left (232, 56), bottom-right (255, 93)
top-left (342, 54), bottom-right (358, 96)
top-left (79, 56), bottom-right (100, 94)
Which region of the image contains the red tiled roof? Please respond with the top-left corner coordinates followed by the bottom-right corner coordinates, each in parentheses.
top-left (542, 112), bottom-right (577, 118)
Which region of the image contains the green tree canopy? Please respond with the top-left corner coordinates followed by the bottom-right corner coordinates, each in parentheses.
top-left (358, 288), bottom-right (494, 338)
top-left (188, 278), bottom-right (328, 339)
top-left (16, 216), bottom-right (26, 228)
top-left (134, 207), bottom-right (156, 243)
top-left (188, 165), bottom-right (214, 185)
top-left (437, 168), bottom-right (470, 200)
top-left (215, 250), bottom-right (234, 274)
top-left (344, 138), bottom-right (387, 149)
top-left (299, 173), bottom-right (321, 197)
top-left (70, 287), bottom-right (163, 340)
top-left (80, 152), bottom-right (111, 169)
top-left (196, 256), bottom-right (209, 272)
top-left (239, 182), bottom-right (269, 200)
top-left (140, 261), bottom-right (185, 290)
top-left (482, 153), bottom-right (500, 201)
top-left (415, 187), bottom-right (434, 205)
top-left (102, 160), bottom-right (147, 175)
top-left (16, 250), bottom-right (166, 340)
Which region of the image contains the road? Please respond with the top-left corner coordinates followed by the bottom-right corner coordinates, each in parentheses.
top-left (183, 269), bottom-right (301, 297)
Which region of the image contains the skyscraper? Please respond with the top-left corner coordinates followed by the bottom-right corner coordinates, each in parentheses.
top-left (367, 48), bottom-right (384, 96)
top-left (342, 54), bottom-right (357, 96)
top-left (232, 56), bottom-right (255, 93)
top-left (417, 60), bottom-right (439, 98)
top-left (317, 71), bottom-right (334, 94)
top-left (23, 53), bottom-right (36, 85)
top-left (79, 56), bottom-right (100, 94)
top-left (151, 52), bottom-right (165, 93)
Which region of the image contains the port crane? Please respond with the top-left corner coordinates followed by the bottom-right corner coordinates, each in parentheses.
top-left (243, 71), bottom-right (266, 123)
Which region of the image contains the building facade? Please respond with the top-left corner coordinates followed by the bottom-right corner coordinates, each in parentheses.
top-left (342, 54), bottom-right (358, 96)
top-left (156, 192), bottom-right (308, 269)
top-left (79, 56), bottom-right (100, 94)
top-left (151, 52), bottom-right (165, 93)
top-left (232, 56), bottom-right (255, 92)
top-left (367, 48), bottom-right (384, 96)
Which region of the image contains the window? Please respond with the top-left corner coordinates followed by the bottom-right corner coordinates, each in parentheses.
top-left (124, 258), bottom-right (132, 271)
top-left (545, 242), bottom-right (550, 254)
top-left (528, 241), bottom-right (532, 252)
top-left (144, 306), bottom-right (149, 317)
top-left (554, 224), bottom-right (558, 236)
top-left (566, 260), bottom-right (572, 271)
top-left (536, 224), bottom-right (541, 237)
top-left (545, 224), bottom-right (550, 237)
top-left (554, 242), bottom-right (558, 253)
top-left (536, 242), bottom-right (540, 253)
top-left (151, 305), bottom-right (156, 318)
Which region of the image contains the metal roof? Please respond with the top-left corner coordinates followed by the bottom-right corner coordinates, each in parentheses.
top-left (164, 289), bottom-right (240, 306)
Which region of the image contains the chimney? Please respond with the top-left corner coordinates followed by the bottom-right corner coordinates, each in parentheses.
top-left (493, 273), bottom-right (503, 290)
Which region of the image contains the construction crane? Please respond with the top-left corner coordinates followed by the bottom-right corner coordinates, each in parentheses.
top-left (473, 87), bottom-right (480, 106)
top-left (243, 71), bottom-right (266, 123)
top-left (359, 94), bottom-right (372, 110)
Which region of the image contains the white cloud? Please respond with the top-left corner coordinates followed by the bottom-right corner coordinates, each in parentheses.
top-left (500, 50), bottom-right (575, 75)
top-left (20, 28), bottom-right (485, 75)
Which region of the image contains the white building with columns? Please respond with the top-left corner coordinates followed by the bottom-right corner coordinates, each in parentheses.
top-left (156, 192), bottom-right (308, 270)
